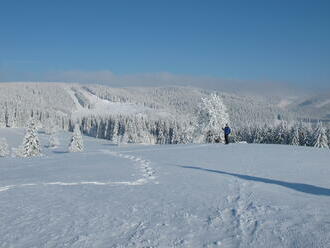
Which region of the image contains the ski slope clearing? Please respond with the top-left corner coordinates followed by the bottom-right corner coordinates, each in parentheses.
top-left (65, 86), bottom-right (164, 120)
top-left (0, 129), bottom-right (330, 247)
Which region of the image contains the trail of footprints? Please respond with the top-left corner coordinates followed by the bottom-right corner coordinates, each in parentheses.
top-left (109, 151), bottom-right (156, 181)
top-left (0, 150), bottom-right (157, 192)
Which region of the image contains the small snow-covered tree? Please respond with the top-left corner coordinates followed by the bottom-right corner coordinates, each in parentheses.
top-left (69, 124), bottom-right (84, 152)
top-left (20, 119), bottom-right (42, 157)
top-left (195, 93), bottom-right (230, 143)
top-left (0, 138), bottom-right (9, 157)
top-left (313, 123), bottom-right (329, 149)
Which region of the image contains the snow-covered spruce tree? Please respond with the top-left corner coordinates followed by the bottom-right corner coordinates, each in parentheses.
top-left (289, 124), bottom-right (300, 146)
top-left (134, 115), bottom-right (154, 144)
top-left (20, 119), bottom-right (42, 157)
top-left (300, 122), bottom-right (313, 146)
top-left (253, 126), bottom-right (266, 144)
top-left (313, 122), bottom-right (329, 149)
top-left (274, 121), bottom-right (289, 145)
top-left (69, 124), bottom-right (84, 152)
top-left (0, 138), bottom-right (9, 157)
top-left (264, 125), bottom-right (276, 144)
top-left (195, 93), bottom-right (230, 143)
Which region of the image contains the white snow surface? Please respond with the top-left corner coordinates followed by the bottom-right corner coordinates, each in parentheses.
top-left (277, 99), bottom-right (294, 108)
top-left (64, 85), bottom-right (170, 120)
top-left (0, 128), bottom-right (330, 248)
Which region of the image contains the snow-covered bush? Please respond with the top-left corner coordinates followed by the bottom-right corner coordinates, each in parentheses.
top-left (195, 93), bottom-right (230, 143)
top-left (69, 124), bottom-right (84, 152)
top-left (0, 138), bottom-right (9, 157)
top-left (19, 119), bottom-right (42, 157)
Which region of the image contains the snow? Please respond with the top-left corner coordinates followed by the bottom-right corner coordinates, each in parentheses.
top-left (0, 128), bottom-right (330, 247)
top-left (277, 99), bottom-right (293, 108)
top-left (64, 85), bottom-right (169, 120)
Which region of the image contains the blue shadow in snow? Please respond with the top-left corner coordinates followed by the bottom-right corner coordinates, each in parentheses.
top-left (179, 165), bottom-right (330, 197)
top-left (52, 150), bottom-right (69, 154)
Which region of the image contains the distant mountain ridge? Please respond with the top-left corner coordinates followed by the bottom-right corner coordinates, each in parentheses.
top-left (285, 92), bottom-right (330, 122)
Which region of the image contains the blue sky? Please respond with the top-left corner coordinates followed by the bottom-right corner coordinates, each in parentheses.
top-left (0, 0), bottom-right (329, 89)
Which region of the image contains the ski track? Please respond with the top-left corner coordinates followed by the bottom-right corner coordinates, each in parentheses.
top-left (0, 149), bottom-right (157, 193)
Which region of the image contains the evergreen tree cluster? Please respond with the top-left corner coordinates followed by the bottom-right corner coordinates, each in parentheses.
top-left (0, 83), bottom-right (329, 150)
top-left (0, 83), bottom-right (73, 129)
top-left (234, 122), bottom-right (329, 148)
top-left (73, 115), bottom-right (195, 145)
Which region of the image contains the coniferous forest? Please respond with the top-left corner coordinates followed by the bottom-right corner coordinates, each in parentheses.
top-left (0, 83), bottom-right (329, 149)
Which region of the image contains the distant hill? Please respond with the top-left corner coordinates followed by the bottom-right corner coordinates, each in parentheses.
top-left (1, 82), bottom-right (329, 131)
top-left (285, 92), bottom-right (330, 123)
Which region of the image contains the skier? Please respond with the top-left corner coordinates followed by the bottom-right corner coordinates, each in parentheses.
top-left (223, 124), bottom-right (231, 144)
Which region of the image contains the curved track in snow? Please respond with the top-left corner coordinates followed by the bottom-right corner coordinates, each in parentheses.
top-left (0, 149), bottom-right (157, 193)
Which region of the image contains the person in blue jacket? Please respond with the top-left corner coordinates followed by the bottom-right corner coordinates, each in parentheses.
top-left (223, 124), bottom-right (231, 144)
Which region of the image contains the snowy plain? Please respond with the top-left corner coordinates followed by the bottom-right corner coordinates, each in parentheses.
top-left (0, 128), bottom-right (330, 248)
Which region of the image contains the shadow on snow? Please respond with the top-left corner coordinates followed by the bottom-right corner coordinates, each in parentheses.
top-left (52, 150), bottom-right (69, 154)
top-left (179, 165), bottom-right (330, 197)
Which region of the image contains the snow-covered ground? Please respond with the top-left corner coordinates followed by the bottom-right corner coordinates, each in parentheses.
top-left (0, 128), bottom-right (330, 248)
top-left (64, 85), bottom-right (171, 120)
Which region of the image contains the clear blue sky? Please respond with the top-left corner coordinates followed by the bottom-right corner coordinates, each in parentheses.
top-left (0, 0), bottom-right (329, 88)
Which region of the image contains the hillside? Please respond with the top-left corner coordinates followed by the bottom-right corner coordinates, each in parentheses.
top-left (286, 92), bottom-right (330, 123)
top-left (0, 82), bottom-right (293, 129)
top-left (0, 128), bottom-right (329, 247)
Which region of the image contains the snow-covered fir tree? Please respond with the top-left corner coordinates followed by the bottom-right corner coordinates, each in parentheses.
top-left (289, 124), bottom-right (300, 146)
top-left (300, 122), bottom-right (313, 146)
top-left (313, 123), bottom-right (329, 149)
top-left (195, 93), bottom-right (230, 143)
top-left (274, 121), bottom-right (289, 144)
top-left (20, 119), bottom-right (42, 157)
top-left (69, 124), bottom-right (84, 152)
top-left (0, 138), bottom-right (9, 157)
